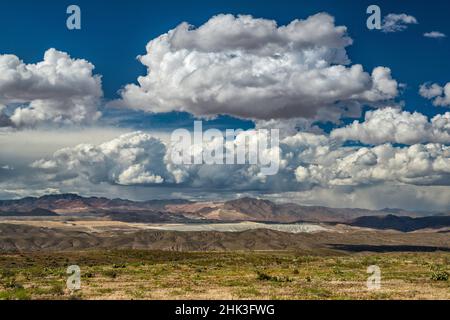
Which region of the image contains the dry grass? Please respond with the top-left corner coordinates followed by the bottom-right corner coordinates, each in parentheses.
top-left (0, 250), bottom-right (448, 300)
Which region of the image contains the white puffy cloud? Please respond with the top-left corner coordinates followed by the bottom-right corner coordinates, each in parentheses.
top-left (419, 83), bottom-right (444, 99)
top-left (295, 143), bottom-right (450, 187)
top-left (331, 107), bottom-right (450, 144)
top-left (31, 132), bottom-right (169, 185)
top-left (30, 127), bottom-right (450, 192)
top-left (420, 83), bottom-right (450, 107)
top-left (424, 31), bottom-right (446, 38)
top-left (0, 48), bottom-right (103, 128)
top-left (381, 13), bottom-right (418, 33)
top-left (117, 13), bottom-right (398, 121)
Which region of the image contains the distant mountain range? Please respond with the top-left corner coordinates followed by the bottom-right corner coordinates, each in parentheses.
top-left (349, 215), bottom-right (450, 232)
top-left (0, 194), bottom-right (191, 222)
top-left (0, 208), bottom-right (58, 217)
top-left (164, 197), bottom-right (437, 223)
top-left (0, 194), bottom-right (446, 229)
top-left (0, 194), bottom-right (190, 213)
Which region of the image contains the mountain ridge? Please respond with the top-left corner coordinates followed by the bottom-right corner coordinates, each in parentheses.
top-left (349, 214), bottom-right (450, 232)
top-left (0, 194), bottom-right (442, 224)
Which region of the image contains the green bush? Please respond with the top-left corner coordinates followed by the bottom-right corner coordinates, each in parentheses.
top-left (256, 271), bottom-right (292, 282)
top-left (431, 270), bottom-right (449, 281)
top-left (0, 288), bottom-right (31, 300)
top-left (3, 279), bottom-right (23, 289)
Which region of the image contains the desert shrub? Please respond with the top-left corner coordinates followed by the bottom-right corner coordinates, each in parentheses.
top-left (83, 272), bottom-right (95, 278)
top-left (0, 269), bottom-right (16, 279)
top-left (332, 267), bottom-right (344, 276)
top-left (0, 288), bottom-right (31, 300)
top-left (431, 270), bottom-right (449, 281)
top-left (49, 283), bottom-right (65, 295)
top-left (103, 270), bottom-right (117, 278)
top-left (3, 279), bottom-right (23, 290)
top-left (256, 271), bottom-right (292, 282)
top-left (256, 271), bottom-right (273, 281)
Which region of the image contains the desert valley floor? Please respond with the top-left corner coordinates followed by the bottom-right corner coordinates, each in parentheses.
top-left (0, 195), bottom-right (449, 300)
top-left (0, 219), bottom-right (449, 300)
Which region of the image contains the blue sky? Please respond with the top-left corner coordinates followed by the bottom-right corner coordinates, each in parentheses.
top-left (0, 0), bottom-right (449, 129)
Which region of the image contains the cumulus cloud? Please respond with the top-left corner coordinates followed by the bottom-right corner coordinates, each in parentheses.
top-left (331, 107), bottom-right (450, 144)
top-left (295, 143), bottom-right (450, 187)
top-left (381, 13), bottom-right (418, 33)
top-left (31, 128), bottom-right (450, 193)
top-left (424, 31), bottom-right (446, 38)
top-left (31, 132), bottom-right (169, 185)
top-left (420, 83), bottom-right (450, 107)
top-left (116, 13), bottom-right (398, 122)
top-left (0, 49), bottom-right (103, 128)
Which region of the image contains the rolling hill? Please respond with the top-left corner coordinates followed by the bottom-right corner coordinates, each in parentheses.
top-left (0, 223), bottom-right (448, 252)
